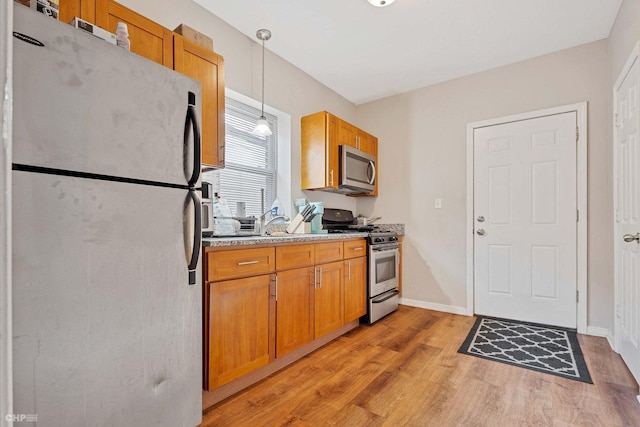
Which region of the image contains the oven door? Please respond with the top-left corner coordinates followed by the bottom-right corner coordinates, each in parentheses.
top-left (369, 244), bottom-right (399, 297)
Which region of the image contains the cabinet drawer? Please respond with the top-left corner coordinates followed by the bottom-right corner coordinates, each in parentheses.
top-left (276, 244), bottom-right (315, 270)
top-left (343, 239), bottom-right (367, 259)
top-left (207, 248), bottom-right (275, 282)
top-left (314, 242), bottom-right (343, 264)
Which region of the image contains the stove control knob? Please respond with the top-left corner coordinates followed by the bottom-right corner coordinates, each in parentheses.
top-left (374, 237), bottom-right (384, 243)
top-left (389, 236), bottom-right (398, 242)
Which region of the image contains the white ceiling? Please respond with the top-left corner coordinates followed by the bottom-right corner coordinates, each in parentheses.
top-left (194, 0), bottom-right (623, 105)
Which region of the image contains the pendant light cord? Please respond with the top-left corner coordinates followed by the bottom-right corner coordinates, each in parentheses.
top-left (261, 38), bottom-right (265, 117)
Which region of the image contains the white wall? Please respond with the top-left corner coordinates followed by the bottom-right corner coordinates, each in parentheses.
top-left (118, 0), bottom-right (360, 215)
top-left (356, 40), bottom-right (612, 328)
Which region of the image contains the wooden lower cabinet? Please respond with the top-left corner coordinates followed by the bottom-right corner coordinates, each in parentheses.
top-left (344, 256), bottom-right (367, 323)
top-left (205, 239), bottom-right (366, 392)
top-left (275, 267), bottom-right (315, 358)
top-left (315, 261), bottom-right (344, 338)
top-left (207, 274), bottom-right (275, 389)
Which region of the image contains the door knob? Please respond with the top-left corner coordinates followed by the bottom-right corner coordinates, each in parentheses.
top-left (476, 229), bottom-right (486, 236)
top-left (623, 233), bottom-right (640, 243)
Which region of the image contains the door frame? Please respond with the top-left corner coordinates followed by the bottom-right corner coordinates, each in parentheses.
top-left (613, 41), bottom-right (640, 353)
top-left (1, 0), bottom-right (13, 425)
top-left (466, 102), bottom-right (588, 334)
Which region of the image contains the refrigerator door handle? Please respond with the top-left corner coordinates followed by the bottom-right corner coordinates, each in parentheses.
top-left (187, 189), bottom-right (202, 285)
top-left (185, 91), bottom-right (201, 188)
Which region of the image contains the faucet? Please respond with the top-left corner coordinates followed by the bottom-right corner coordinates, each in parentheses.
top-left (262, 215), bottom-right (291, 235)
top-left (257, 189), bottom-right (290, 235)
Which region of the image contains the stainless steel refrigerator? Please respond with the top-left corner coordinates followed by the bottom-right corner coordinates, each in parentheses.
top-left (11, 6), bottom-right (203, 426)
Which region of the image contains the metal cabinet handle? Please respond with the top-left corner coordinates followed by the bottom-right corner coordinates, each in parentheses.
top-left (330, 170), bottom-right (334, 186)
top-left (237, 260), bottom-right (259, 266)
top-left (347, 261), bottom-right (351, 280)
top-left (271, 275), bottom-right (278, 301)
top-left (353, 247), bottom-right (363, 251)
top-left (476, 229), bottom-right (486, 236)
top-left (623, 233), bottom-right (640, 243)
top-left (477, 216), bottom-right (485, 222)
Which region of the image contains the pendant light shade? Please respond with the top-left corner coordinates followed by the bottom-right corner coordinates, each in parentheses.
top-left (253, 116), bottom-right (272, 136)
top-left (252, 29), bottom-right (272, 136)
top-left (367, 0), bottom-right (396, 6)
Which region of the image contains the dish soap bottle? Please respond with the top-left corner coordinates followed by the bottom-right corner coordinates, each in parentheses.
top-left (270, 197), bottom-right (283, 217)
top-left (116, 22), bottom-right (130, 51)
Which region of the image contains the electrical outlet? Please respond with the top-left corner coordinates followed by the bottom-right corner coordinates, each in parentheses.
top-left (435, 198), bottom-right (442, 209)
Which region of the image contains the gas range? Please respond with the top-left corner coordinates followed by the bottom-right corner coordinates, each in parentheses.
top-left (367, 230), bottom-right (399, 245)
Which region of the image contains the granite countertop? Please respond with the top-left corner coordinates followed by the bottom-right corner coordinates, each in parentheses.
top-left (203, 232), bottom-right (370, 247)
top-left (202, 223), bottom-right (405, 248)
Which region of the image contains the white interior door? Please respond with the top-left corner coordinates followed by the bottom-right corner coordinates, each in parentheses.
top-left (474, 112), bottom-right (577, 328)
top-left (615, 52), bottom-right (640, 384)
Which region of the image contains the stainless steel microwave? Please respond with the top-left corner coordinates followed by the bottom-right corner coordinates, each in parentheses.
top-left (339, 145), bottom-right (376, 194)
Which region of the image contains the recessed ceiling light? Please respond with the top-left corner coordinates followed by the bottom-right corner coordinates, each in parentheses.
top-left (367, 0), bottom-right (396, 7)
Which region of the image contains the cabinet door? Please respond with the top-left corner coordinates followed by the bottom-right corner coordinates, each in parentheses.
top-left (338, 119), bottom-right (357, 148)
top-left (207, 274), bottom-right (274, 389)
top-left (59, 0), bottom-right (95, 24)
top-left (96, 0), bottom-right (173, 67)
top-left (357, 129), bottom-right (376, 155)
top-left (344, 256), bottom-right (367, 322)
top-left (301, 112), bottom-right (339, 190)
top-left (315, 261), bottom-right (344, 338)
top-left (174, 35), bottom-right (225, 168)
top-left (276, 267), bottom-right (315, 358)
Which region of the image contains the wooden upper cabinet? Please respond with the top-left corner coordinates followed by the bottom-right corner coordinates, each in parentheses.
top-left (95, 0), bottom-right (173, 67)
top-left (59, 0), bottom-right (95, 24)
top-left (338, 119), bottom-right (357, 148)
top-left (301, 111), bottom-right (378, 196)
top-left (301, 111), bottom-right (339, 190)
top-left (174, 35), bottom-right (225, 168)
top-left (357, 129), bottom-right (376, 156)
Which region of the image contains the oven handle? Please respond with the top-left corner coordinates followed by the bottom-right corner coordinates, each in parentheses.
top-left (372, 289), bottom-right (399, 304)
top-left (371, 243), bottom-right (399, 252)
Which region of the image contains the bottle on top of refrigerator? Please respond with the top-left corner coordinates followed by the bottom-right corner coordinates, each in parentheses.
top-left (116, 22), bottom-right (130, 51)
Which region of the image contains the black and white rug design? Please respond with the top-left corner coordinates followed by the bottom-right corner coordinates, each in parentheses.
top-left (458, 317), bottom-right (592, 383)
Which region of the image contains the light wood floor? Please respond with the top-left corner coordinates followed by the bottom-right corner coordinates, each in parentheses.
top-left (201, 305), bottom-right (640, 426)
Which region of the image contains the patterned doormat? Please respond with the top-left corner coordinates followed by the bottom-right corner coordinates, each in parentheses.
top-left (458, 316), bottom-right (592, 383)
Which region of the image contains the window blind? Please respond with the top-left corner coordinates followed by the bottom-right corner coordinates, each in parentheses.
top-left (203, 98), bottom-right (278, 218)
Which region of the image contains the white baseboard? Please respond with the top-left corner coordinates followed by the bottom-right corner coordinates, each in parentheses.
top-left (586, 326), bottom-right (616, 351)
top-left (586, 326), bottom-right (609, 337)
top-left (399, 298), bottom-right (469, 316)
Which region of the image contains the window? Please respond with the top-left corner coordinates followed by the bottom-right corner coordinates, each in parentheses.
top-left (203, 98), bottom-right (278, 218)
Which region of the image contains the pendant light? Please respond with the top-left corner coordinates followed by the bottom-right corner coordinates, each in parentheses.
top-left (253, 29), bottom-right (272, 136)
top-left (367, 0), bottom-right (396, 6)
